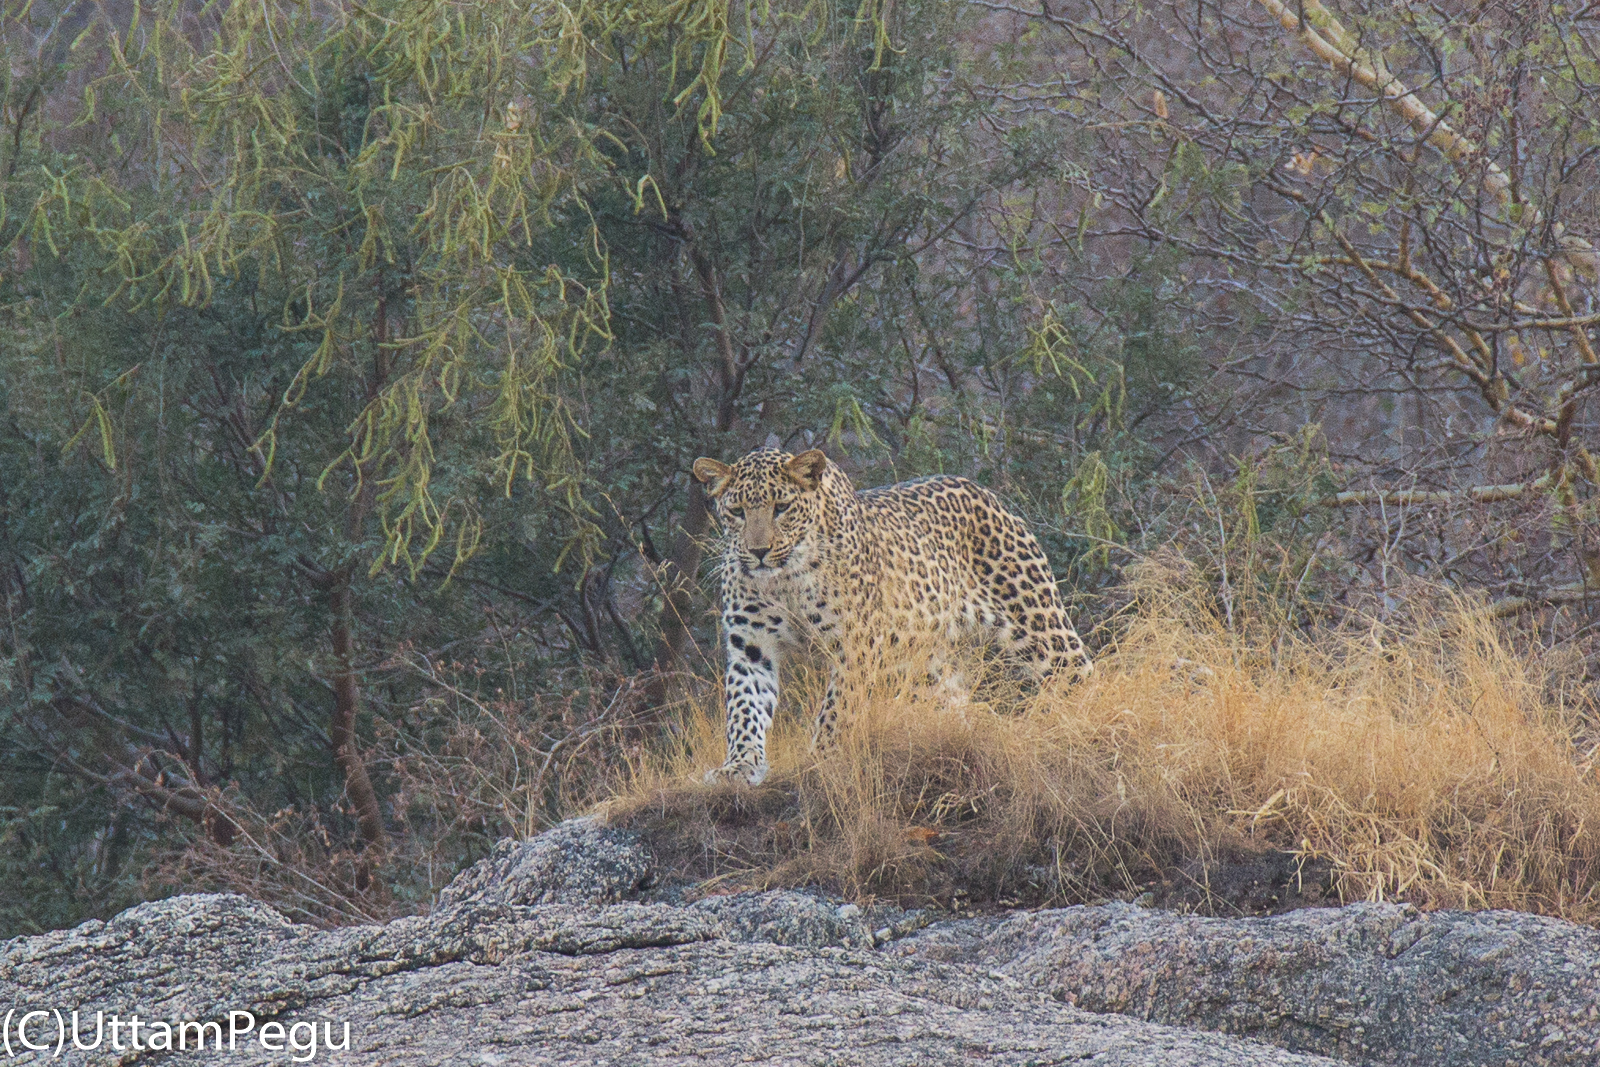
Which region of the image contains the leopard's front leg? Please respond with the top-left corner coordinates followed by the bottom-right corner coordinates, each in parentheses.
top-left (707, 611), bottom-right (783, 785)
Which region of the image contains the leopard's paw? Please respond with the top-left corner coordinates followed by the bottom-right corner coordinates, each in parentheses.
top-left (703, 759), bottom-right (770, 785)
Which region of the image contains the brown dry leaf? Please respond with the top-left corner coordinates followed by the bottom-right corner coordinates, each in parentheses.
top-left (1286, 150), bottom-right (1320, 177)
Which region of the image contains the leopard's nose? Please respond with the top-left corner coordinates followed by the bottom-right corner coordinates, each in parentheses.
top-left (751, 546), bottom-right (770, 564)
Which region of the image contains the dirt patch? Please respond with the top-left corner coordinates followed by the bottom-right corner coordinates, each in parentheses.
top-left (614, 773), bottom-right (1340, 918)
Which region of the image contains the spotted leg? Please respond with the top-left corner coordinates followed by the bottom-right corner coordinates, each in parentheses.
top-left (810, 655), bottom-right (844, 752)
top-left (1016, 601), bottom-right (1093, 685)
top-left (708, 614), bottom-right (782, 784)
top-left (929, 655), bottom-right (973, 718)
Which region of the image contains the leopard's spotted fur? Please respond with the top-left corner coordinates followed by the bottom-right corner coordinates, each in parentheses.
top-left (692, 447), bottom-right (1092, 784)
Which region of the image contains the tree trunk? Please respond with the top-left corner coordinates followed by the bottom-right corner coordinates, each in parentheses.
top-left (328, 574), bottom-right (387, 855)
top-left (323, 286), bottom-right (392, 862)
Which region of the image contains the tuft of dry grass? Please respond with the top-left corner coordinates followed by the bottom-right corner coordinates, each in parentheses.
top-left (610, 562), bottom-right (1600, 920)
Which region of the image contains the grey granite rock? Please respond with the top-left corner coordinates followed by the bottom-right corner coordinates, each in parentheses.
top-left (894, 900), bottom-right (1600, 1067)
top-left (1, 892), bottom-right (1333, 1066)
top-left (436, 816), bottom-right (656, 907)
top-left (688, 890), bottom-right (878, 948)
top-left (5, 820), bottom-right (1598, 1067)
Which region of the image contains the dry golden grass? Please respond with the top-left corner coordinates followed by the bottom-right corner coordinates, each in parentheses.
top-left (610, 563), bottom-right (1600, 920)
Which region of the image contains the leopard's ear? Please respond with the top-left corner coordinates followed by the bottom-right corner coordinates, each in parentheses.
top-left (783, 449), bottom-right (829, 491)
top-left (692, 457), bottom-right (734, 496)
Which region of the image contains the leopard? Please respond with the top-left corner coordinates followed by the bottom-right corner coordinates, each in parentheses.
top-left (691, 445), bottom-right (1093, 784)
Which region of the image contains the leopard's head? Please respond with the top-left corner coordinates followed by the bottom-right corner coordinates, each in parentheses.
top-left (692, 446), bottom-right (833, 576)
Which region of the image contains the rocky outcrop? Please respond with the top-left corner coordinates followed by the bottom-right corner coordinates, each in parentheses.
top-left (896, 901), bottom-right (1600, 1066)
top-left (435, 816), bottom-right (657, 907)
top-left (2, 819), bottom-right (1595, 1066)
top-left (0, 895), bottom-right (1329, 1066)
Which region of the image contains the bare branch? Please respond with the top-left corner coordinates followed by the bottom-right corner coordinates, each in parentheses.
top-left (1487, 582), bottom-right (1600, 619)
top-left (1321, 481), bottom-right (1546, 508)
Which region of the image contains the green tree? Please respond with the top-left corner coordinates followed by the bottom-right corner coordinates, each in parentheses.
top-left (0, 0), bottom-right (1210, 932)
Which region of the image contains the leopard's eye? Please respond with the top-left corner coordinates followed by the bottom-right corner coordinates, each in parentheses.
top-left (727, 505), bottom-right (745, 519)
top-left (773, 500), bottom-right (791, 517)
